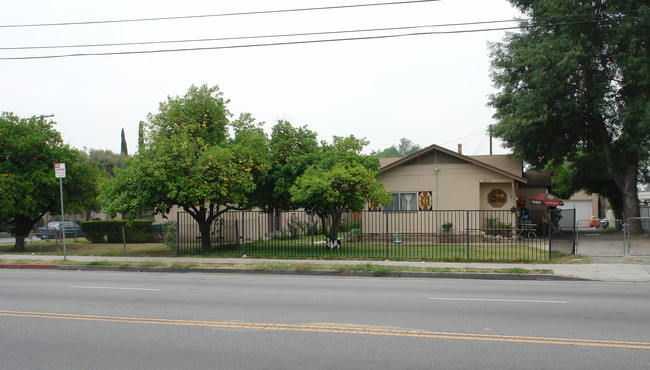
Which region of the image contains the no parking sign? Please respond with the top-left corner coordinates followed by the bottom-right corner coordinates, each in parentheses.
top-left (55, 163), bottom-right (66, 178)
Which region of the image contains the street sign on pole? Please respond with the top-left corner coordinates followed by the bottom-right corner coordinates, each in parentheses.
top-left (55, 163), bottom-right (66, 178)
top-left (54, 163), bottom-right (67, 260)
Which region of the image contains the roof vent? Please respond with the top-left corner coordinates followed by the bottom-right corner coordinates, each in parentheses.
top-left (457, 143), bottom-right (462, 155)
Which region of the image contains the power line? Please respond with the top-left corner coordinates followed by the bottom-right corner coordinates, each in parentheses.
top-left (0, 19), bottom-right (517, 51)
top-left (0, 26), bottom-right (520, 60)
top-left (441, 130), bottom-right (485, 147)
top-left (0, 0), bottom-right (440, 28)
top-left (2, 14), bottom-right (647, 60)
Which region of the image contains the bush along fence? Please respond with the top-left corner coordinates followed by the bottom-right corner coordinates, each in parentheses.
top-left (81, 219), bottom-right (157, 243)
top-left (174, 208), bottom-right (576, 262)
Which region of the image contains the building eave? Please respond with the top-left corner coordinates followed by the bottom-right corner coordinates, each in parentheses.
top-left (379, 143), bottom-right (527, 184)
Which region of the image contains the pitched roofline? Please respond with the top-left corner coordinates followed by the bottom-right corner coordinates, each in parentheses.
top-left (379, 143), bottom-right (527, 184)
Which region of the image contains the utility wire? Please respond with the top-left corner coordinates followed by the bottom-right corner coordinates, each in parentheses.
top-left (2, 4), bottom-right (643, 31)
top-left (0, 19), bottom-right (517, 51)
top-left (0, 26), bottom-right (520, 60)
top-left (3, 11), bottom-right (645, 51)
top-left (441, 130), bottom-right (485, 147)
top-left (0, 18), bottom-right (640, 60)
top-left (0, 0), bottom-right (440, 28)
top-left (2, 14), bottom-right (647, 60)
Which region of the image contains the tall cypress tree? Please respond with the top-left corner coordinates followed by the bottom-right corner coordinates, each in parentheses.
top-left (138, 121), bottom-right (145, 153)
top-left (120, 128), bottom-right (128, 156)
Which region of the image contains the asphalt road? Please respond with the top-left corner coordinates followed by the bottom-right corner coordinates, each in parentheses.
top-left (1, 270), bottom-right (649, 369)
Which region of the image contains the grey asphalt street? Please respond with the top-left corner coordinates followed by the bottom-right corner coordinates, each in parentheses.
top-left (1, 269), bottom-right (649, 369)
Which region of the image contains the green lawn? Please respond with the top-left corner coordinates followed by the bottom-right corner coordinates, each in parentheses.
top-left (0, 238), bottom-right (175, 257)
top-left (182, 233), bottom-right (562, 262)
top-left (1, 235), bottom-right (578, 263)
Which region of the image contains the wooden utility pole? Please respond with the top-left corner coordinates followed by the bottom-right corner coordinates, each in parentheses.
top-left (489, 124), bottom-right (493, 155)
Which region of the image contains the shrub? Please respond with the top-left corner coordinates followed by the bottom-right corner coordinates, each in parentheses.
top-left (162, 221), bottom-right (177, 250)
top-left (287, 213), bottom-right (307, 239)
top-left (484, 217), bottom-right (513, 237)
top-left (81, 220), bottom-right (154, 243)
top-left (345, 218), bottom-right (361, 231)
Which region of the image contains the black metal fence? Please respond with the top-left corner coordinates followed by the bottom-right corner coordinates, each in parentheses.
top-left (175, 208), bottom-right (576, 262)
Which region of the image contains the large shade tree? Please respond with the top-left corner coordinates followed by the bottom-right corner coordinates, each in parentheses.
top-left (99, 85), bottom-right (269, 250)
top-left (290, 136), bottom-right (390, 243)
top-left (0, 113), bottom-right (100, 251)
top-left (488, 0), bottom-right (649, 223)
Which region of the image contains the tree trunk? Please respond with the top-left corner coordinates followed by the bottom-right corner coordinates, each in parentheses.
top-left (184, 204), bottom-right (223, 251)
top-left (9, 215), bottom-right (38, 252)
top-left (327, 212), bottom-right (343, 242)
top-left (621, 165), bottom-right (642, 234)
top-left (9, 236), bottom-right (26, 252)
top-left (199, 221), bottom-right (212, 250)
top-left (318, 214), bottom-right (327, 236)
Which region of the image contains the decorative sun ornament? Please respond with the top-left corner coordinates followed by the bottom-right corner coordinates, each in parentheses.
top-left (418, 191), bottom-right (432, 211)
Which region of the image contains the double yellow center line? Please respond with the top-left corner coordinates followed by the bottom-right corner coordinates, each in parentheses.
top-left (1, 310), bottom-right (649, 350)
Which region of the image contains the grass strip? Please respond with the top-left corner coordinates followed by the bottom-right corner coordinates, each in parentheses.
top-left (0, 259), bottom-right (552, 275)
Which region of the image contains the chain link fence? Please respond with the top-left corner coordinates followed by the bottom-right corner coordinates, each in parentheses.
top-left (575, 219), bottom-right (625, 257)
top-left (627, 217), bottom-right (650, 256)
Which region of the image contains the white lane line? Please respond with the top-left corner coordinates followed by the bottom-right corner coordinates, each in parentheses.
top-left (70, 286), bottom-right (162, 291)
top-left (429, 297), bottom-right (566, 304)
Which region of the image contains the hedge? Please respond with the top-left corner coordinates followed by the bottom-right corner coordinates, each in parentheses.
top-left (80, 220), bottom-right (154, 243)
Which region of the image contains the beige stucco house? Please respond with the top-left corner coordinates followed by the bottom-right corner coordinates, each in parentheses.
top-left (377, 143), bottom-right (600, 227)
top-left (378, 144), bottom-right (529, 212)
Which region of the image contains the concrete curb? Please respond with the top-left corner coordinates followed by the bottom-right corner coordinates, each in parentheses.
top-left (0, 264), bottom-right (59, 269)
top-left (3, 255), bottom-right (648, 281)
top-left (43, 264), bottom-right (585, 280)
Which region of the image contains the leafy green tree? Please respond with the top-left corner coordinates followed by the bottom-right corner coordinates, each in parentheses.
top-left (373, 146), bottom-right (400, 158)
top-left (87, 149), bottom-right (126, 178)
top-left (549, 157), bottom-right (624, 220)
top-left (290, 136), bottom-right (391, 242)
top-left (257, 120), bottom-right (319, 211)
top-left (64, 151), bottom-right (102, 220)
top-left (488, 1), bottom-right (649, 223)
top-left (373, 137), bottom-right (422, 158)
top-left (99, 85), bottom-right (270, 250)
top-left (0, 113), bottom-right (100, 251)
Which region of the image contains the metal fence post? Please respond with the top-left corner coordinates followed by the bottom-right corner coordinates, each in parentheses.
top-left (175, 211), bottom-right (180, 255)
top-left (624, 220), bottom-right (629, 256)
top-left (548, 209), bottom-right (552, 260)
top-left (311, 212), bottom-right (315, 259)
top-left (241, 211), bottom-right (245, 255)
top-left (385, 209), bottom-right (389, 259)
top-left (572, 208), bottom-right (576, 254)
top-left (466, 211), bottom-right (470, 261)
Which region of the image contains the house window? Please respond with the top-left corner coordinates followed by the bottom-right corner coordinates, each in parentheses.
top-left (386, 192), bottom-right (417, 211)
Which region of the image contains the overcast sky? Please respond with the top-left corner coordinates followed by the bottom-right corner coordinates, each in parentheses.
top-left (1, 0), bottom-right (523, 156)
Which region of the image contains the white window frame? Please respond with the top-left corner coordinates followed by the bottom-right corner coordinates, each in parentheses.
top-left (386, 192), bottom-right (417, 211)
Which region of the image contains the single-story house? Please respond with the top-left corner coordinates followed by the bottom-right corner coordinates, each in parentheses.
top-left (375, 143), bottom-right (600, 233)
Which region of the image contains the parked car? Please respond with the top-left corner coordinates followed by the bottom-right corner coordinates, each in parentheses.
top-left (35, 221), bottom-right (84, 240)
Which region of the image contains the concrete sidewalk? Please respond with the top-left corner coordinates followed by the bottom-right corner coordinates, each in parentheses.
top-left (1, 254), bottom-right (649, 282)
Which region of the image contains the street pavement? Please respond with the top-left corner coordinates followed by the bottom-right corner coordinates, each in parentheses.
top-left (1, 253), bottom-right (649, 282)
